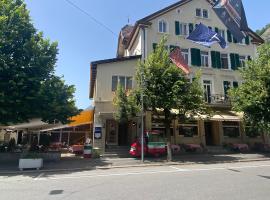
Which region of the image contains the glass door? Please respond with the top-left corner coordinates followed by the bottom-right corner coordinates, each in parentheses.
top-left (203, 80), bottom-right (212, 103)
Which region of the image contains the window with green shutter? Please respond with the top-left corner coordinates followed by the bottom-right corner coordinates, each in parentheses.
top-left (227, 30), bottom-right (232, 43)
top-left (211, 51), bottom-right (221, 69)
top-left (153, 43), bottom-right (157, 52)
top-left (175, 21), bottom-right (180, 35)
top-left (233, 37), bottom-right (238, 43)
top-left (230, 53), bottom-right (236, 70)
top-left (245, 36), bottom-right (250, 45)
top-left (235, 54), bottom-right (240, 70)
top-left (191, 48), bottom-right (201, 66)
top-left (215, 27), bottom-right (219, 33)
top-left (189, 23), bottom-right (194, 34)
top-left (230, 53), bottom-right (240, 70)
top-left (211, 51), bottom-right (217, 68)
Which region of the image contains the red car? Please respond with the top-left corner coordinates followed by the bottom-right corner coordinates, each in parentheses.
top-left (130, 130), bottom-right (166, 157)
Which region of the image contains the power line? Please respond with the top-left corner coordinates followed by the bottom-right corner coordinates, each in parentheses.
top-left (64, 0), bottom-right (117, 37)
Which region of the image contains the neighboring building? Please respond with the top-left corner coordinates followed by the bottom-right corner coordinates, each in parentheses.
top-left (90, 0), bottom-right (265, 153)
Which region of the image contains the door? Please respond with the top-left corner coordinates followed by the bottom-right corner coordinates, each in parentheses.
top-left (203, 80), bottom-right (212, 103)
top-left (118, 122), bottom-right (128, 146)
top-left (106, 120), bottom-right (118, 145)
top-left (204, 122), bottom-right (213, 146)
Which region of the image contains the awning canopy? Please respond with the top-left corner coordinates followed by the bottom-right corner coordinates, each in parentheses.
top-left (1, 109), bottom-right (94, 132)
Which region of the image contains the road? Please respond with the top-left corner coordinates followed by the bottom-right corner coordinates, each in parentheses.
top-left (1, 160), bottom-right (270, 200)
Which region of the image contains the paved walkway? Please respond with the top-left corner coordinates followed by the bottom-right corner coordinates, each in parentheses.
top-left (1, 153), bottom-right (270, 174)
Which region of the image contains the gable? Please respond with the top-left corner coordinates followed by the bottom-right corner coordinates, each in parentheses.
top-left (127, 0), bottom-right (263, 49)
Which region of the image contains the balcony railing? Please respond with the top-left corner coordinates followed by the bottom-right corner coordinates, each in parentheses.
top-left (205, 94), bottom-right (231, 106)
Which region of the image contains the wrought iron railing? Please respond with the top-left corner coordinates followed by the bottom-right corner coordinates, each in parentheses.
top-left (205, 94), bottom-right (231, 106)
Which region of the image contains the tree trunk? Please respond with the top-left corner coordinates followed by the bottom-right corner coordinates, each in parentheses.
top-left (164, 109), bottom-right (172, 161)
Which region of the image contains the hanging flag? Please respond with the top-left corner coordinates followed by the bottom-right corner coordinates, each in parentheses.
top-left (187, 23), bottom-right (227, 49)
top-left (213, 0), bottom-right (248, 42)
top-left (169, 47), bottom-right (190, 75)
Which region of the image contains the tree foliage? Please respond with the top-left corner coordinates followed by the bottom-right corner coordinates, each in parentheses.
top-left (0, 0), bottom-right (79, 124)
top-left (136, 37), bottom-right (208, 160)
top-left (230, 43), bottom-right (270, 132)
top-left (113, 84), bottom-right (139, 124)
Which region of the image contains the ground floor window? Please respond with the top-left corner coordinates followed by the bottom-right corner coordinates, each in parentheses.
top-left (178, 121), bottom-right (198, 137)
top-left (223, 121), bottom-right (240, 138)
top-left (245, 126), bottom-right (261, 138)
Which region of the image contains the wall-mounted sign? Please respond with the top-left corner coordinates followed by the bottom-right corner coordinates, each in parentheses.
top-left (94, 126), bottom-right (102, 139)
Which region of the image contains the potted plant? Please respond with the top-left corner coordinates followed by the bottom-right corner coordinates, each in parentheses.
top-left (19, 152), bottom-right (43, 170)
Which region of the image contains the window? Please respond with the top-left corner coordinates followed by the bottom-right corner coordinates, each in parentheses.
top-left (158, 19), bottom-right (167, 33)
top-left (203, 9), bottom-right (208, 18)
top-left (219, 29), bottom-right (226, 39)
top-left (239, 56), bottom-right (246, 68)
top-left (223, 122), bottom-right (240, 138)
top-left (112, 76), bottom-right (118, 91)
top-left (126, 77), bottom-right (133, 90)
top-left (111, 76), bottom-right (133, 91)
top-left (181, 48), bottom-right (189, 64)
top-left (201, 51), bottom-right (209, 67)
top-left (179, 121), bottom-right (198, 137)
top-left (196, 8), bottom-right (201, 17)
top-left (221, 54), bottom-right (229, 69)
top-left (179, 23), bottom-right (188, 36)
top-left (119, 76), bottom-right (125, 88)
top-left (203, 80), bottom-right (212, 103)
top-left (223, 81), bottom-right (231, 96)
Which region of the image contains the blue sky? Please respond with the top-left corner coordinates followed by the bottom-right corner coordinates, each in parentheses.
top-left (24, 0), bottom-right (269, 109)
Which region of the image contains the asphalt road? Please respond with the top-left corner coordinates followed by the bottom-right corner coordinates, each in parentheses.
top-left (1, 161), bottom-right (270, 200)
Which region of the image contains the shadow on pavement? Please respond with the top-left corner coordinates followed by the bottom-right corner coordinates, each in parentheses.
top-left (1, 153), bottom-right (270, 178)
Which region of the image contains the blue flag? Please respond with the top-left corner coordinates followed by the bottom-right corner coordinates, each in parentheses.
top-left (187, 23), bottom-right (227, 49)
top-left (213, 0), bottom-right (248, 42)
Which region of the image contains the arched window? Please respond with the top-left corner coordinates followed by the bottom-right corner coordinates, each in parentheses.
top-left (158, 19), bottom-right (167, 33)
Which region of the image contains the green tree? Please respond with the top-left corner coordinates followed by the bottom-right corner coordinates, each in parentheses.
top-left (0, 0), bottom-right (79, 125)
top-left (137, 38), bottom-right (208, 160)
top-left (230, 43), bottom-right (270, 138)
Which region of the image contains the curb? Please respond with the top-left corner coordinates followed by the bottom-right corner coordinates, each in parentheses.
top-left (1, 158), bottom-right (270, 175)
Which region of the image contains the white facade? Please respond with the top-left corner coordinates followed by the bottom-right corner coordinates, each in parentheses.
top-left (90, 0), bottom-right (264, 152)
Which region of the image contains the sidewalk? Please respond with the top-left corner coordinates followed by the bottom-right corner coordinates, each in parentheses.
top-left (1, 153), bottom-right (270, 174)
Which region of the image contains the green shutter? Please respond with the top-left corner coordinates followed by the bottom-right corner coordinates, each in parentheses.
top-left (216, 51), bottom-right (221, 69)
top-left (233, 37), bottom-right (238, 43)
top-left (211, 51), bottom-right (217, 68)
top-left (175, 21), bottom-right (180, 35)
top-left (191, 48), bottom-right (197, 66)
top-left (245, 36), bottom-right (250, 45)
top-left (230, 53), bottom-right (236, 70)
top-left (233, 81), bottom-right (239, 88)
top-left (235, 54), bottom-right (240, 70)
top-left (170, 45), bottom-right (176, 52)
top-left (215, 27), bottom-right (219, 33)
top-left (153, 43), bottom-right (157, 52)
top-left (191, 48), bottom-right (201, 66)
top-left (189, 23), bottom-right (194, 34)
top-left (248, 56), bottom-right (252, 61)
top-left (227, 30), bottom-right (232, 42)
top-left (197, 49), bottom-right (201, 66)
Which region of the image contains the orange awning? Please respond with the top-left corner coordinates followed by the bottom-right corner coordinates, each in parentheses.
top-left (69, 110), bottom-right (94, 126)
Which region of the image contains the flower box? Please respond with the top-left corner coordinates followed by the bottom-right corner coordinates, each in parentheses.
top-left (19, 158), bottom-right (43, 170)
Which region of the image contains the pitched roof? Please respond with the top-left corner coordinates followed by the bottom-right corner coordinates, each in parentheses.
top-left (126, 0), bottom-right (263, 48)
top-left (89, 55), bottom-right (141, 98)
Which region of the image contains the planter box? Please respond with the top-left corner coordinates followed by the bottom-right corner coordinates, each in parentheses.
top-left (19, 158), bottom-right (43, 170)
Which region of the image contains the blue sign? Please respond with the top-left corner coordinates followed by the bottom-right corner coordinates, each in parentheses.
top-left (94, 127), bottom-right (102, 139)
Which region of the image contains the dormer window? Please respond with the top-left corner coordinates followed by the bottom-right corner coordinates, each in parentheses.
top-left (158, 19), bottom-right (168, 33)
top-left (196, 8), bottom-right (209, 19)
top-left (203, 9), bottom-right (208, 19)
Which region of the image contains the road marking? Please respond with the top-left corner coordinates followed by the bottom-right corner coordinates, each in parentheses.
top-left (34, 173), bottom-right (45, 181)
top-left (169, 166), bottom-right (190, 171)
top-left (34, 164), bottom-right (270, 181)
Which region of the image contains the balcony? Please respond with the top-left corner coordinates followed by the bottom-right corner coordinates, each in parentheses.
top-left (205, 94), bottom-right (231, 108)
